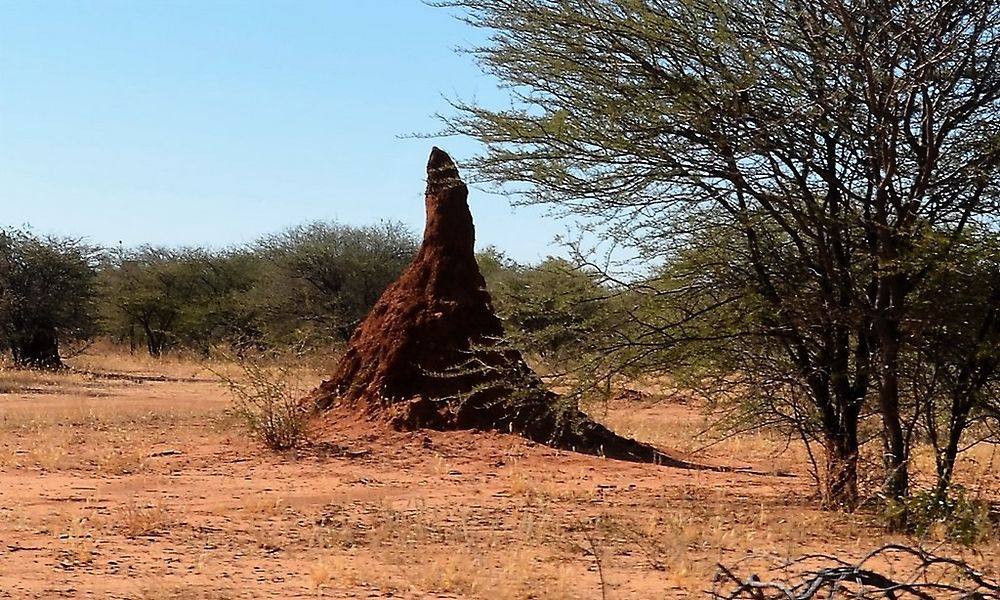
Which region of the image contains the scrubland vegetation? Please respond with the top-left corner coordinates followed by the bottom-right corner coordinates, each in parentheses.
top-left (1, 346), bottom-right (999, 599)
top-left (6, 0), bottom-right (1000, 595)
top-left (2, 218), bottom-right (1000, 597)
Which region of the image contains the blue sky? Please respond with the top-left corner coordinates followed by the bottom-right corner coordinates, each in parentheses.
top-left (0, 0), bottom-right (568, 263)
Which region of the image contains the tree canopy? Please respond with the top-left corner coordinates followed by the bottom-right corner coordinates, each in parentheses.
top-left (0, 230), bottom-right (98, 369)
top-left (439, 0), bottom-right (1000, 508)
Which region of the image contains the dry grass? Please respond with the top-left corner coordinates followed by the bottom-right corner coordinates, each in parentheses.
top-left (0, 363), bottom-right (108, 398)
top-left (115, 500), bottom-right (172, 537)
top-left (131, 580), bottom-right (236, 600)
top-left (241, 492), bottom-right (285, 516)
top-left (0, 401), bottom-right (215, 473)
top-left (67, 340), bottom-right (219, 380)
top-left (1, 350), bottom-right (999, 598)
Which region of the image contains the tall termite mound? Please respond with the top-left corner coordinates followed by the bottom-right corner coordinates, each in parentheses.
top-left (312, 147), bottom-right (688, 464)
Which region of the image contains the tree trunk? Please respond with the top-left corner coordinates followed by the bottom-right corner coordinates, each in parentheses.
top-left (934, 409), bottom-right (968, 499)
top-left (823, 428), bottom-right (860, 510)
top-left (875, 259), bottom-right (909, 502)
top-left (143, 323), bottom-right (164, 357)
top-left (812, 371), bottom-right (864, 510)
top-left (12, 330), bottom-right (63, 370)
top-left (878, 340), bottom-right (909, 501)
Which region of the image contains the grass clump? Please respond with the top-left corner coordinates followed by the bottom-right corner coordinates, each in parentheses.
top-left (117, 501), bottom-right (171, 538)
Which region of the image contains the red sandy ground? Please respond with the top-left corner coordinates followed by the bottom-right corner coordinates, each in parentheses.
top-left (0, 357), bottom-right (996, 599)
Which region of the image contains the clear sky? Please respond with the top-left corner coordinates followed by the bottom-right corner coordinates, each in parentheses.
top-left (0, 0), bottom-right (569, 263)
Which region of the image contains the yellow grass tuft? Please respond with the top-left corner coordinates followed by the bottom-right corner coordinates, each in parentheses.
top-left (116, 500), bottom-right (171, 538)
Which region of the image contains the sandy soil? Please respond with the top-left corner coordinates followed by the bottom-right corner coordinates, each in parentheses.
top-left (0, 359), bottom-right (996, 599)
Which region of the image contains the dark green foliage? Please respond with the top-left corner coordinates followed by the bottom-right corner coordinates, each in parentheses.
top-left (0, 229), bottom-right (98, 369)
top-left (99, 247), bottom-right (260, 357)
top-left (480, 250), bottom-right (613, 367)
top-left (883, 485), bottom-right (995, 545)
top-left (251, 221), bottom-right (418, 347)
top-left (904, 231), bottom-right (1000, 496)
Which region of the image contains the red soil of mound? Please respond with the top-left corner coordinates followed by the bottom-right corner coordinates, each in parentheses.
top-left (311, 147), bottom-right (700, 466)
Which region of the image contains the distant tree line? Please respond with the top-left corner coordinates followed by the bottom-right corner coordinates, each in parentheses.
top-left (0, 222), bottom-right (612, 369)
top-left (97, 220), bottom-right (420, 358)
top-left (0, 221), bottom-right (418, 367)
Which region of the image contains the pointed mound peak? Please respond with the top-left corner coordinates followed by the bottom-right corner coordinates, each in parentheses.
top-left (426, 146), bottom-right (463, 195)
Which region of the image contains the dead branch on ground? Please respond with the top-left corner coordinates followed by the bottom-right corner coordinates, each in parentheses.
top-left (711, 544), bottom-right (999, 599)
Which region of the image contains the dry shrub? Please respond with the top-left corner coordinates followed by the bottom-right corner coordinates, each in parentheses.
top-left (215, 355), bottom-right (312, 451)
top-left (58, 514), bottom-right (99, 566)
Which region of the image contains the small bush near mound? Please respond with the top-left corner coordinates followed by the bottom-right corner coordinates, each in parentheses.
top-left (218, 356), bottom-right (312, 451)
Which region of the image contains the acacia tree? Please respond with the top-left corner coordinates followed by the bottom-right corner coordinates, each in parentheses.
top-left (100, 247), bottom-right (261, 357)
top-left (101, 247), bottom-right (201, 357)
top-left (0, 230), bottom-right (98, 369)
top-left (439, 0), bottom-right (1000, 506)
top-left (904, 231), bottom-right (1000, 499)
top-left (608, 225), bottom-right (875, 507)
top-left (252, 221), bottom-right (417, 344)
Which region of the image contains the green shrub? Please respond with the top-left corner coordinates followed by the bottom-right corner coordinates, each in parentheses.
top-left (883, 485), bottom-right (994, 545)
